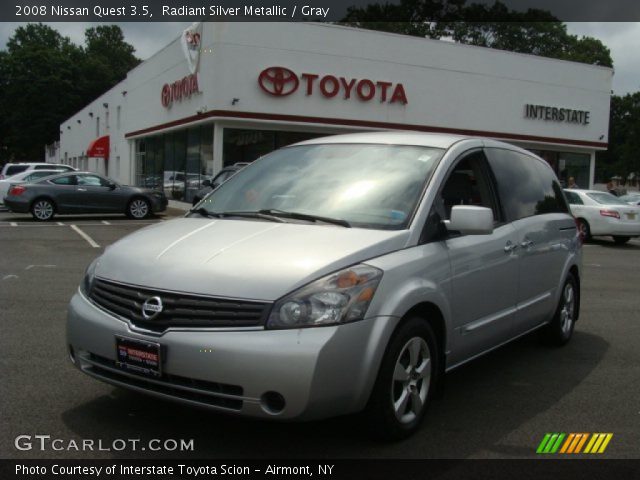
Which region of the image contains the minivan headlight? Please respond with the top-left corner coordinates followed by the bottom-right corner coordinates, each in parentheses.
top-left (267, 265), bottom-right (382, 329)
top-left (80, 257), bottom-right (100, 296)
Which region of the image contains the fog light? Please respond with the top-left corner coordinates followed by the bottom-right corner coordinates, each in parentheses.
top-left (260, 391), bottom-right (286, 414)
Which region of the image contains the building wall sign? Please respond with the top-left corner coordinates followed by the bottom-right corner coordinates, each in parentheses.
top-left (525, 104), bottom-right (590, 125)
top-left (258, 66), bottom-right (408, 104)
top-left (161, 74), bottom-right (200, 108)
top-left (181, 22), bottom-right (203, 75)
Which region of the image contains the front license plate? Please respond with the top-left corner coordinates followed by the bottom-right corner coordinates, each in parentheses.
top-left (116, 336), bottom-right (162, 377)
top-left (626, 213), bottom-right (636, 220)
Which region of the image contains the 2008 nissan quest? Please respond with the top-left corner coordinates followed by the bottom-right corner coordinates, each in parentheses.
top-left (67, 132), bottom-right (582, 439)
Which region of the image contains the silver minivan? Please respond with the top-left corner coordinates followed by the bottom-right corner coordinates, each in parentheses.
top-left (67, 132), bottom-right (581, 439)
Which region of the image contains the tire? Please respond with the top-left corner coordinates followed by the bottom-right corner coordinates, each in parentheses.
top-left (31, 198), bottom-right (55, 221)
top-left (364, 317), bottom-right (440, 441)
top-left (127, 198), bottom-right (151, 219)
top-left (541, 273), bottom-right (579, 346)
top-left (576, 218), bottom-right (591, 241)
top-left (192, 196), bottom-right (201, 207)
top-left (612, 236), bottom-right (630, 245)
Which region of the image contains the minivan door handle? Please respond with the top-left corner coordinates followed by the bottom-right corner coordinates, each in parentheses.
top-left (504, 241), bottom-right (518, 253)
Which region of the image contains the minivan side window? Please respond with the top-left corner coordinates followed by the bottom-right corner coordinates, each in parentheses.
top-left (422, 150), bottom-right (500, 243)
top-left (485, 148), bottom-right (567, 221)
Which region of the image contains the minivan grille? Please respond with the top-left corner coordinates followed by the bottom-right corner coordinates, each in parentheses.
top-left (89, 278), bottom-right (270, 332)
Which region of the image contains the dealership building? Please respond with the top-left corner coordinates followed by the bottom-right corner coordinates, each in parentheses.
top-left (48, 22), bottom-right (613, 204)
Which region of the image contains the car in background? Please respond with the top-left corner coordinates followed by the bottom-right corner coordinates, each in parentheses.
top-left (619, 192), bottom-right (640, 206)
top-left (191, 163), bottom-right (250, 206)
top-left (3, 171), bottom-right (167, 221)
top-left (0, 169), bottom-right (68, 205)
top-left (0, 162), bottom-right (75, 180)
top-left (564, 189), bottom-right (640, 244)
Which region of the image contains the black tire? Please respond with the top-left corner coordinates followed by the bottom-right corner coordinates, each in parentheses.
top-left (576, 218), bottom-right (591, 241)
top-left (126, 197), bottom-right (151, 219)
top-left (192, 196), bottom-right (201, 207)
top-left (541, 273), bottom-right (579, 346)
top-left (612, 236), bottom-right (630, 245)
top-left (30, 198), bottom-right (55, 221)
top-left (364, 317), bottom-right (440, 441)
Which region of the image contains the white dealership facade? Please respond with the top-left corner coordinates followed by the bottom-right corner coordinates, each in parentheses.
top-left (50, 22), bottom-right (613, 203)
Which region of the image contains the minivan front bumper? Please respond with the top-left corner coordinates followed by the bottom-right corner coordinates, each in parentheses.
top-left (66, 291), bottom-right (395, 420)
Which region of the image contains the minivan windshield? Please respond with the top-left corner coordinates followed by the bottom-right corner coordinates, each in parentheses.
top-left (196, 143), bottom-right (444, 229)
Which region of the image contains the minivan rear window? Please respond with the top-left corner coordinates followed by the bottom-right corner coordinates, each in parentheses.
top-left (6, 165), bottom-right (29, 175)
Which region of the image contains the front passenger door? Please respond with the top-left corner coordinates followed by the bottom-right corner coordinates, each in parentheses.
top-left (438, 150), bottom-right (520, 366)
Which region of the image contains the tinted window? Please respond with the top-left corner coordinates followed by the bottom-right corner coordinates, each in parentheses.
top-left (50, 175), bottom-right (76, 185)
top-left (486, 148), bottom-right (567, 221)
top-left (6, 165), bottom-right (29, 175)
top-left (564, 191), bottom-right (584, 205)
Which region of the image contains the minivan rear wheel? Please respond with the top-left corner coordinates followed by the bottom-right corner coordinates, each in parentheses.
top-left (541, 273), bottom-right (579, 346)
top-left (365, 317), bottom-right (439, 441)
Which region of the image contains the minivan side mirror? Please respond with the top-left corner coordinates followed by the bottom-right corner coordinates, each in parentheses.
top-left (201, 179), bottom-right (211, 188)
top-left (446, 206), bottom-right (494, 235)
top-left (107, 182), bottom-right (117, 190)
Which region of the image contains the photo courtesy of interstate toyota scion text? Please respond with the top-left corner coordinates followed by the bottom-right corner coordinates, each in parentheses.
top-left (67, 132), bottom-right (582, 440)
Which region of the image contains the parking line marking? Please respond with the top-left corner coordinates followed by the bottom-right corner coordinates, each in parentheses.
top-left (57, 222), bottom-right (64, 226)
top-left (10, 222), bottom-right (17, 227)
top-left (101, 220), bottom-right (111, 225)
top-left (70, 224), bottom-right (100, 248)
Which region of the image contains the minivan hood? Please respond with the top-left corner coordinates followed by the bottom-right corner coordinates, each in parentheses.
top-left (96, 218), bottom-right (409, 301)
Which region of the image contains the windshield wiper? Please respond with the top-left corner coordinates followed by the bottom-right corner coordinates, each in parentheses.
top-left (258, 209), bottom-right (351, 228)
top-left (189, 207), bottom-right (218, 218)
top-left (188, 208), bottom-right (285, 223)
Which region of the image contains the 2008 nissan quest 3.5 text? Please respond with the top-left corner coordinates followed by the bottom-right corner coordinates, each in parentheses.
top-left (67, 132), bottom-right (582, 439)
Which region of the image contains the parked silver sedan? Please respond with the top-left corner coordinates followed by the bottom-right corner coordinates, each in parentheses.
top-left (3, 171), bottom-right (167, 221)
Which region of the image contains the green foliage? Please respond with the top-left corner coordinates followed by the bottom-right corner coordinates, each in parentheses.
top-left (341, 1), bottom-right (613, 67)
top-left (597, 93), bottom-right (640, 182)
top-left (0, 23), bottom-right (140, 163)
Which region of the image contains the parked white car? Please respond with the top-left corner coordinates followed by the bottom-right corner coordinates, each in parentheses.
top-left (564, 189), bottom-right (640, 244)
top-left (619, 192), bottom-right (640, 206)
top-left (0, 162), bottom-right (75, 180)
top-left (0, 169), bottom-right (68, 205)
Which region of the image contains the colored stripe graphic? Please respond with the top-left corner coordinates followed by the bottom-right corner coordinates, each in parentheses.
top-left (538, 433), bottom-right (613, 454)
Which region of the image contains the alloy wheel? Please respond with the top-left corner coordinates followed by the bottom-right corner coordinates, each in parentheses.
top-left (391, 336), bottom-right (431, 424)
top-left (33, 200), bottom-right (53, 220)
top-left (129, 199), bottom-right (149, 219)
top-left (559, 283), bottom-right (575, 336)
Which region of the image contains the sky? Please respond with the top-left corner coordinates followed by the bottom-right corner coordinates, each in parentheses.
top-left (0, 22), bottom-right (638, 95)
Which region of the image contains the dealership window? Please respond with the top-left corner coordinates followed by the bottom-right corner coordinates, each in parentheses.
top-left (134, 124), bottom-right (214, 202)
top-left (222, 128), bottom-right (324, 166)
top-left (528, 149), bottom-right (590, 188)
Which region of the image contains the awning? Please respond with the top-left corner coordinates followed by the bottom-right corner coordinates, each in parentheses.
top-left (86, 135), bottom-right (109, 159)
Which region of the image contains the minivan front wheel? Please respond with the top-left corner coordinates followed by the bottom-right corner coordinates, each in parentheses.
top-left (365, 318), bottom-right (439, 440)
top-left (542, 273), bottom-right (579, 346)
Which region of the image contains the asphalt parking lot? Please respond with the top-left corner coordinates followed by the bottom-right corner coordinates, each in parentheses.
top-left (1, 209), bottom-right (639, 460)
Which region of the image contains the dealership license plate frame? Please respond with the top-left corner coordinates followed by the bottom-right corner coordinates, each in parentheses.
top-left (115, 336), bottom-right (162, 378)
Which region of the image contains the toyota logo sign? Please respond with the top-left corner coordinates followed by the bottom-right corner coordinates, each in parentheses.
top-left (258, 66), bottom-right (299, 97)
top-left (142, 296), bottom-right (164, 320)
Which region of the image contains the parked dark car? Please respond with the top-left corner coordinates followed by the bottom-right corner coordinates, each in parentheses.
top-left (3, 172), bottom-right (167, 221)
top-left (191, 163), bottom-right (249, 206)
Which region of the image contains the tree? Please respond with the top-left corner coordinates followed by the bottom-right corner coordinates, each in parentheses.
top-left (597, 93), bottom-right (640, 183)
top-left (341, 0), bottom-right (613, 67)
top-left (0, 23), bottom-right (140, 163)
